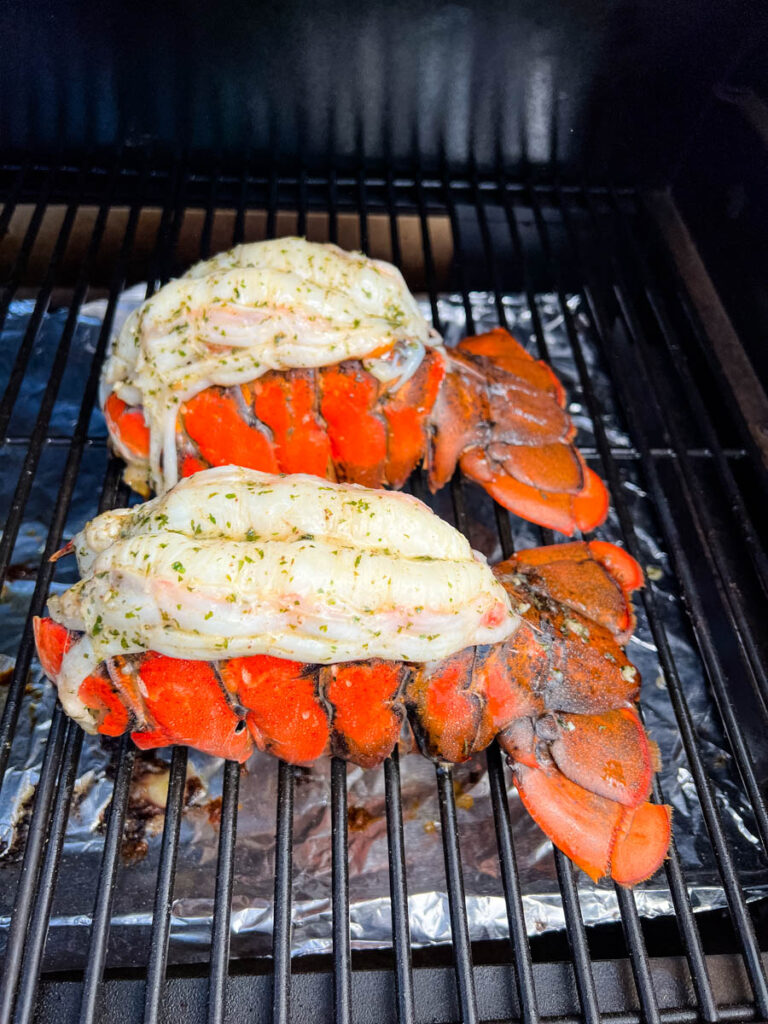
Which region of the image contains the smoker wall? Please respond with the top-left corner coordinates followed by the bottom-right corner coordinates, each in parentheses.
top-left (2, 0), bottom-right (767, 183)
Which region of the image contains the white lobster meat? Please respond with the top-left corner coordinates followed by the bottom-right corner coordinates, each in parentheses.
top-left (47, 467), bottom-right (515, 726)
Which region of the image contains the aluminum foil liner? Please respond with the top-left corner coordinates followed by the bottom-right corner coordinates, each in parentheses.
top-left (0, 291), bottom-right (766, 970)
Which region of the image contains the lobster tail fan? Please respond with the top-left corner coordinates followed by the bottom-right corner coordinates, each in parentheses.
top-left (460, 449), bottom-right (609, 536)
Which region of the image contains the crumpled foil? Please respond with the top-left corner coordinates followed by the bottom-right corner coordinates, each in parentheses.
top-left (0, 290), bottom-right (766, 971)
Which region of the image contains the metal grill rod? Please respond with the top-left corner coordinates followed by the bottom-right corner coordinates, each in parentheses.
top-left (272, 761), bottom-right (295, 1024)
top-left (383, 748), bottom-right (416, 1024)
top-left (470, 170), bottom-right (599, 1024)
top-left (485, 743), bottom-right (540, 1024)
top-left (1, 167), bottom-right (765, 1024)
top-left (143, 746), bottom-right (189, 1024)
top-left (0, 157), bottom-right (126, 784)
top-left (435, 764), bottom-right (479, 1024)
top-left (78, 736), bottom-right (136, 1024)
top-left (199, 165), bottom-right (220, 263)
top-left (331, 757), bottom-right (353, 1024)
top-left (595, 189), bottom-right (768, 727)
top-left (441, 174), bottom-right (549, 1024)
top-left (0, 161), bottom-right (84, 440)
top-left (73, 161), bottom-right (161, 1024)
top-left (327, 169), bottom-right (339, 246)
top-left (207, 759), bottom-right (240, 1024)
top-left (547, 181), bottom-right (725, 1023)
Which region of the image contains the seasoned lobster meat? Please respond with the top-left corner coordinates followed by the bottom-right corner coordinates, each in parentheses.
top-left (101, 238), bottom-right (608, 534)
top-left (36, 469), bottom-right (669, 885)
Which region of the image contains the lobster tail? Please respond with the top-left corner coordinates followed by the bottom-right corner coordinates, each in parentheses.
top-left (35, 537), bottom-right (668, 886)
top-left (103, 325), bottom-right (609, 533)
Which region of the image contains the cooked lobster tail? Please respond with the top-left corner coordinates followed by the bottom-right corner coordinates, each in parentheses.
top-left (105, 328), bottom-right (608, 535)
top-left (35, 539), bottom-right (669, 886)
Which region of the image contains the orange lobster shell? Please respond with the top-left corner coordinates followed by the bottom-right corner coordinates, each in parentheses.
top-left (104, 328), bottom-right (609, 535)
top-left (35, 540), bottom-right (669, 886)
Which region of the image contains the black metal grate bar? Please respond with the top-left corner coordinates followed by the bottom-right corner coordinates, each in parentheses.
top-left (272, 761), bottom-right (296, 1024)
top-left (435, 765), bottom-right (479, 1024)
top-left (73, 158), bottom-right (162, 1023)
top-left (472, 175), bottom-right (550, 1024)
top-left (207, 760), bottom-right (240, 1024)
top-left (357, 170), bottom-right (369, 256)
top-left (0, 160), bottom-right (84, 440)
top-left (572, 181), bottom-right (768, 852)
top-left (0, 164), bottom-right (150, 1012)
top-left (613, 195), bottom-right (768, 721)
top-left (266, 167), bottom-right (279, 241)
top-left (414, 176), bottom-right (441, 330)
top-left (604, 242), bottom-right (768, 839)
top-left (331, 757), bottom-right (352, 1024)
top-left (296, 168), bottom-right (308, 238)
top-left (198, 163), bottom-right (220, 263)
top-left (233, 161), bottom-right (250, 256)
top-left (485, 744), bottom-right (540, 1024)
top-left (327, 169), bottom-right (338, 246)
top-left (438, 179), bottom-right (552, 1020)
top-left (78, 737), bottom-right (136, 1024)
top-left (383, 748), bottom-right (416, 1024)
top-left (141, 163), bottom-right (215, 1023)
top-left (205, 164), bottom-right (257, 1024)
top-left (555, 852), bottom-right (603, 1024)
top-left (143, 746), bottom-right (189, 1023)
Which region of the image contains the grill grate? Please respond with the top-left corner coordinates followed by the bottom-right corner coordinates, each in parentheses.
top-left (0, 159), bottom-right (767, 1024)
